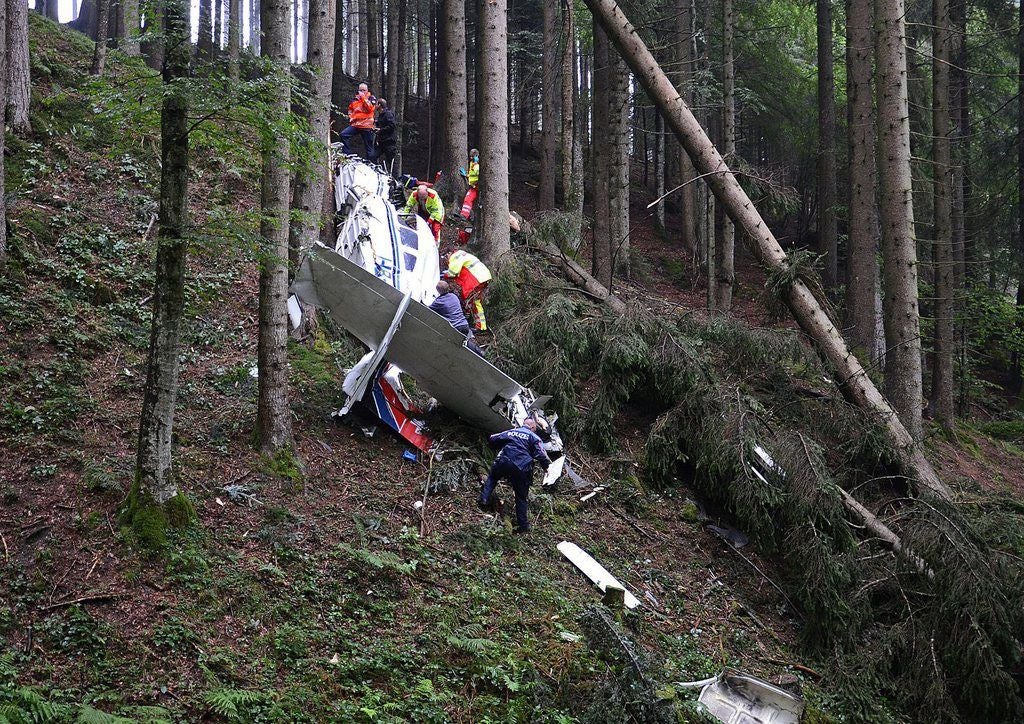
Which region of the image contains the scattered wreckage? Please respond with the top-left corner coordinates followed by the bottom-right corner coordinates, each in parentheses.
top-left (288, 151), bottom-right (565, 485)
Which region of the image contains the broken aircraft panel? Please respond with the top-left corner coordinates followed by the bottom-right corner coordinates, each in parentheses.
top-left (557, 541), bottom-right (641, 609)
top-left (293, 245), bottom-right (529, 434)
top-left (694, 672), bottom-right (804, 724)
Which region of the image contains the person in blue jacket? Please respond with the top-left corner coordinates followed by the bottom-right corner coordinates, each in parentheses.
top-left (428, 281), bottom-right (484, 357)
top-left (479, 418), bottom-right (551, 533)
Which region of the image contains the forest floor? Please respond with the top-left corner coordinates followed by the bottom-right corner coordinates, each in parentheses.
top-left (2, 16), bottom-right (1023, 723)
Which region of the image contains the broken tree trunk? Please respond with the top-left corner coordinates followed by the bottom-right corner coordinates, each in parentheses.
top-left (580, 0), bottom-right (952, 501)
top-left (529, 242), bottom-right (627, 315)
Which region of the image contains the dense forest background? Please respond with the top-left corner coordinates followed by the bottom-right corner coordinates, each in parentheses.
top-left (1, 0), bottom-right (1024, 721)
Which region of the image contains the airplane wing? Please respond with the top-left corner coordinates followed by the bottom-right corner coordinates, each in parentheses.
top-left (292, 244), bottom-right (524, 433)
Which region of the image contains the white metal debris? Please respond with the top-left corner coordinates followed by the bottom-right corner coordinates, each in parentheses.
top-left (557, 541), bottom-right (641, 609)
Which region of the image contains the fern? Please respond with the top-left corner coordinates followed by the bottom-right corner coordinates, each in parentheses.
top-left (203, 689), bottom-right (269, 721)
top-left (76, 705), bottom-right (134, 724)
top-left (443, 623), bottom-right (497, 656)
top-left (125, 705), bottom-right (173, 724)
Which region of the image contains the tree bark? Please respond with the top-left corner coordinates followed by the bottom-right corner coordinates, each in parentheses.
top-left (875, 0), bottom-right (924, 442)
top-left (476, 0), bottom-right (509, 264)
top-left (198, 0), bottom-right (213, 57)
top-left (288, 0), bottom-right (336, 275)
top-left (1013, 0), bottom-right (1024, 393)
top-left (538, 0), bottom-right (558, 211)
top-left (228, 0), bottom-right (241, 79)
top-left (5, 0), bottom-right (31, 133)
top-left (120, 0), bottom-right (139, 55)
top-left (331, 0), bottom-right (346, 133)
top-left (436, 0), bottom-right (467, 205)
top-left (580, 0), bottom-right (951, 500)
top-left (654, 111), bottom-right (665, 236)
top-left (560, 0), bottom-right (583, 228)
top-left (357, 0), bottom-right (369, 80)
top-left (250, 0), bottom-right (261, 53)
top-left (672, 0), bottom-right (695, 252)
top-left (930, 0), bottom-right (955, 429)
top-left (715, 0), bottom-right (735, 312)
top-left (844, 0), bottom-right (882, 363)
top-left (366, 0), bottom-right (381, 91)
top-left (416, 0), bottom-right (427, 97)
top-left (90, 0), bottom-right (110, 75)
top-left (385, 0), bottom-right (402, 99)
top-left (0, 0), bottom-right (7, 272)
top-left (591, 24), bottom-right (612, 288)
top-left (135, 0), bottom-right (191, 505)
top-left (257, 0), bottom-right (294, 453)
top-left (44, 0), bottom-right (61, 21)
top-left (816, 0), bottom-right (837, 290)
top-left (608, 47), bottom-right (630, 281)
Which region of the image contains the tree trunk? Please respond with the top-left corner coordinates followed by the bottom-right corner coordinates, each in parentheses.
top-left (0, 0), bottom-right (7, 272)
top-left (394, 0), bottom-right (408, 172)
top-left (608, 48), bottom-right (630, 281)
top-left (357, 0), bottom-right (369, 80)
top-left (198, 0), bottom-right (213, 57)
top-left (250, 0), bottom-right (260, 53)
top-left (1013, 0), bottom-right (1024, 394)
top-left (581, 0), bottom-right (951, 500)
top-left (134, 0), bottom-right (191, 507)
top-left (45, 0), bottom-right (61, 21)
top-left (654, 111), bottom-right (665, 236)
top-left (5, 0), bottom-right (31, 133)
top-left (90, 0), bottom-right (110, 75)
top-left (591, 24), bottom-right (612, 288)
top-left (366, 0), bottom-right (381, 91)
top-left (120, 0), bottom-right (139, 55)
top-left (949, 0), bottom-right (967, 287)
top-left (844, 0), bottom-right (882, 362)
top-left (257, 0), bottom-right (294, 453)
top-left (288, 0), bottom-right (336, 275)
top-left (141, 5), bottom-right (164, 70)
top-left (538, 0), bottom-right (558, 210)
top-left (331, 0), bottom-right (346, 134)
top-left (228, 0), bottom-right (241, 78)
top-left (385, 0), bottom-right (401, 99)
top-left (413, 0), bottom-right (424, 97)
top-left (715, 0), bottom-right (735, 312)
top-left (560, 0), bottom-right (583, 228)
top-left (816, 0), bottom-right (837, 290)
top-left (476, 0), bottom-right (509, 264)
top-left (673, 0), bottom-right (696, 252)
top-left (436, 0), bottom-right (467, 205)
top-left (930, 0), bottom-right (955, 429)
top-left (875, 0), bottom-right (924, 442)
top-left (215, 0), bottom-right (224, 54)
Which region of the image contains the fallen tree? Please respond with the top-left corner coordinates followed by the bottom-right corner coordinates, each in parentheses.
top-left (580, 0), bottom-right (951, 502)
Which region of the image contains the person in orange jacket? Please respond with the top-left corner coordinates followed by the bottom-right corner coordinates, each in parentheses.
top-left (444, 249), bottom-right (492, 331)
top-left (341, 82), bottom-right (378, 159)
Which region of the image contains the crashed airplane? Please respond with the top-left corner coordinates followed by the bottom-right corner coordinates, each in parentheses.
top-left (289, 151), bottom-right (565, 485)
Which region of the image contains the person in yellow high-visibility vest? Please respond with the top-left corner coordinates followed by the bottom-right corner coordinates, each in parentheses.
top-left (444, 249), bottom-right (492, 331)
top-left (403, 184), bottom-right (445, 240)
top-left (458, 149), bottom-right (480, 220)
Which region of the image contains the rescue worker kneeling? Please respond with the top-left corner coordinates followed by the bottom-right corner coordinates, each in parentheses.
top-left (403, 184), bottom-right (444, 241)
top-left (479, 418), bottom-right (551, 533)
top-left (444, 249), bottom-right (491, 331)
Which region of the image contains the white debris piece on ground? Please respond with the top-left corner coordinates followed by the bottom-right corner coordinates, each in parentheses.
top-left (557, 541), bottom-right (641, 609)
top-left (678, 671), bottom-right (803, 724)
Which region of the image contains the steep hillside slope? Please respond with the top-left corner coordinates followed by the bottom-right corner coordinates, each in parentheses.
top-left (2, 17), bottom-right (1023, 724)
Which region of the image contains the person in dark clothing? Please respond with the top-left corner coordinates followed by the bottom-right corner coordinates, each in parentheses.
top-left (428, 281), bottom-right (484, 356)
top-left (479, 418), bottom-right (551, 533)
top-left (375, 98), bottom-right (397, 170)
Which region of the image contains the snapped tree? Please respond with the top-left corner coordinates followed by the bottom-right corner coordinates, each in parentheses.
top-left (579, 0), bottom-right (952, 501)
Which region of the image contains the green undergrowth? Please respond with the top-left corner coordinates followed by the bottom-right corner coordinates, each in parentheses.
top-left (489, 246), bottom-right (1024, 722)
